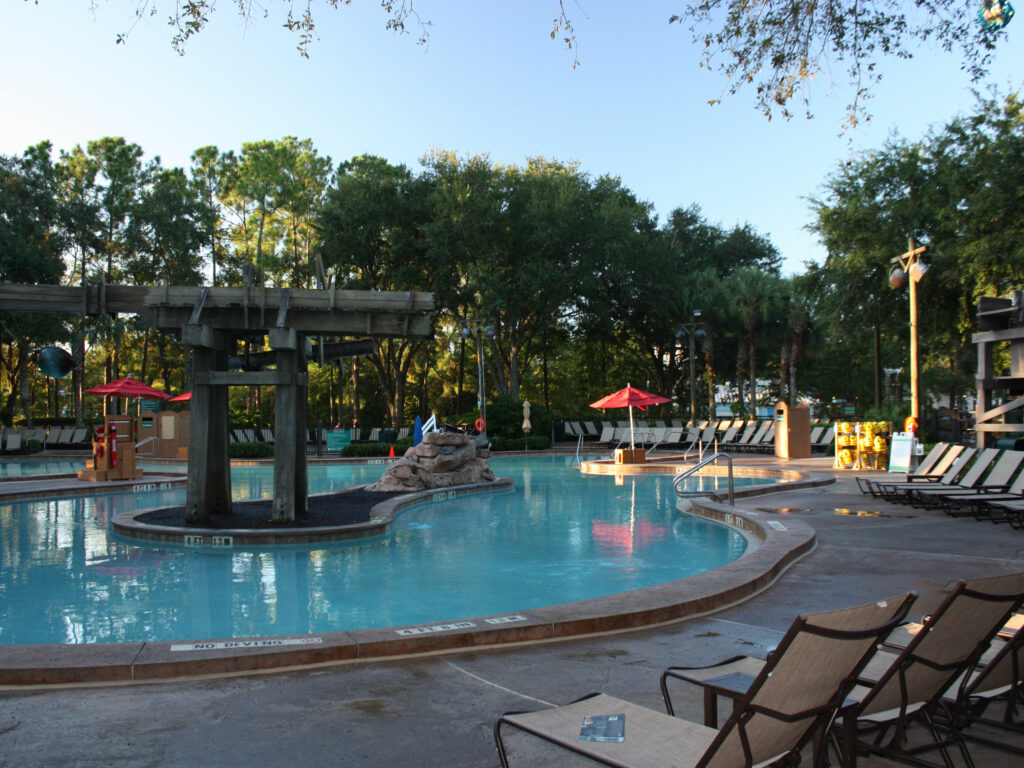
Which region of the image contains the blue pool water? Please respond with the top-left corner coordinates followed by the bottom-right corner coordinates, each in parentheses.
top-left (0, 457), bottom-right (756, 645)
top-left (0, 459), bottom-right (85, 476)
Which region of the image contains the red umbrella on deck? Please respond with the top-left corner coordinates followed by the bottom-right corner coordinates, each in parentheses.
top-left (168, 391), bottom-right (191, 402)
top-left (85, 377), bottom-right (171, 400)
top-left (590, 384), bottom-right (671, 450)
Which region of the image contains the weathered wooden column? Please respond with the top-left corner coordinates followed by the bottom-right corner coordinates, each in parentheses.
top-left (270, 327), bottom-right (307, 522)
top-left (184, 326), bottom-right (232, 523)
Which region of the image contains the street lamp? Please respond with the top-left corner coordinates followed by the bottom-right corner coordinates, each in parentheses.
top-left (460, 320), bottom-right (496, 436)
top-left (675, 309), bottom-right (705, 426)
top-left (890, 237), bottom-right (929, 425)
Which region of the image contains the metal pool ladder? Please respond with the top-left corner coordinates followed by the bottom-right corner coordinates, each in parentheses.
top-left (673, 451), bottom-right (734, 506)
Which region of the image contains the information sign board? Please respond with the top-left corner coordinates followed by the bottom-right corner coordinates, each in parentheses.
top-left (888, 433), bottom-right (915, 473)
top-left (326, 429), bottom-right (351, 452)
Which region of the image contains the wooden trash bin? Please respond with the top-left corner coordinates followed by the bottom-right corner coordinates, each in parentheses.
top-left (614, 448), bottom-right (646, 464)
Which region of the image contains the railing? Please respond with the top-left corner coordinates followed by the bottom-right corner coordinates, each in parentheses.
top-left (136, 436), bottom-right (159, 457)
top-left (673, 451), bottom-right (734, 506)
top-left (422, 413), bottom-right (438, 434)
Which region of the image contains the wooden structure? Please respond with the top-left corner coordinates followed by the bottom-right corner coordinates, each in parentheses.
top-left (614, 447), bottom-right (646, 464)
top-left (973, 291), bottom-right (1024, 448)
top-left (78, 415), bottom-right (143, 481)
top-left (0, 282), bottom-right (434, 523)
top-left (137, 409), bottom-right (190, 459)
top-left (774, 401), bottom-right (811, 459)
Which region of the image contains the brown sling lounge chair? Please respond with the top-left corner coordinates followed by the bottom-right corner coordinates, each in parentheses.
top-left (837, 572), bottom-right (1024, 768)
top-left (495, 593), bottom-right (915, 768)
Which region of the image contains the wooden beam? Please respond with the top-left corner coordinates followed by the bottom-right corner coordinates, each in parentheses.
top-left (268, 327), bottom-right (299, 351)
top-left (0, 284), bottom-right (435, 338)
top-left (976, 397), bottom-right (1024, 424)
top-left (201, 370), bottom-right (308, 387)
top-left (974, 423), bottom-right (1024, 433)
top-left (181, 325), bottom-right (228, 351)
top-left (972, 326), bottom-right (1024, 344)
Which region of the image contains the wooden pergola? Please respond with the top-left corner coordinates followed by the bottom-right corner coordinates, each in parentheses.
top-left (974, 291), bottom-right (1024, 449)
top-left (0, 282), bottom-right (435, 523)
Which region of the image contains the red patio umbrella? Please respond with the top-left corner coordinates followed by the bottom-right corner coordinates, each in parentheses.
top-left (589, 384), bottom-right (670, 450)
top-left (85, 377), bottom-right (171, 400)
top-left (168, 391), bottom-right (191, 402)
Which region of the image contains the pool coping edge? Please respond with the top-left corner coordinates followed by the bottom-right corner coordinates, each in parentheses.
top-left (0, 472), bottom-right (827, 687)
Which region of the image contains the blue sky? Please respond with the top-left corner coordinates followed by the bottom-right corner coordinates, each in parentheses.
top-left (3, 2), bottom-right (1021, 275)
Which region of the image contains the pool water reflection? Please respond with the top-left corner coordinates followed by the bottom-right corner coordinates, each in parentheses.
top-left (0, 456), bottom-right (748, 645)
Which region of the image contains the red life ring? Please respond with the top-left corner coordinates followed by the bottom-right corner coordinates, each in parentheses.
top-left (475, 417), bottom-right (486, 432)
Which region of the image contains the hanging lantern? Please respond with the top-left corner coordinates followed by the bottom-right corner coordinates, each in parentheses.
top-left (909, 260), bottom-right (930, 282)
top-left (889, 265), bottom-right (908, 289)
top-left (979, 0), bottom-right (1014, 29)
top-left (37, 346), bottom-right (76, 379)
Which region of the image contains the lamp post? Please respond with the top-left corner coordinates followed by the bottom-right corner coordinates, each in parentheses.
top-left (890, 237), bottom-right (929, 423)
top-left (460, 320), bottom-right (496, 436)
top-left (675, 309), bottom-right (705, 426)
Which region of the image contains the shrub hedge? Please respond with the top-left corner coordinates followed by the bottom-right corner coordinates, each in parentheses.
top-left (229, 442), bottom-right (275, 459)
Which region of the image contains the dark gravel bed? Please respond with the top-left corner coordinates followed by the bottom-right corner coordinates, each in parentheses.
top-left (135, 489), bottom-right (408, 529)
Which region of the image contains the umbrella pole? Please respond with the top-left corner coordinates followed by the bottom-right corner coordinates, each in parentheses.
top-left (629, 405), bottom-right (635, 451)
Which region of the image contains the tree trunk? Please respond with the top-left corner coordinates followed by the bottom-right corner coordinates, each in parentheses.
top-left (748, 334), bottom-right (757, 420)
top-left (456, 337), bottom-right (466, 414)
top-left (735, 344), bottom-right (747, 418)
top-left (542, 347), bottom-right (550, 411)
top-left (705, 337), bottom-right (716, 421)
top-left (780, 338), bottom-right (791, 403)
top-left (73, 335), bottom-right (86, 428)
top-left (136, 329), bottom-right (149, 387)
top-left (17, 340), bottom-right (32, 427)
top-left (351, 357), bottom-right (361, 430)
top-left (873, 324), bottom-right (882, 410)
top-left (789, 332), bottom-right (802, 407)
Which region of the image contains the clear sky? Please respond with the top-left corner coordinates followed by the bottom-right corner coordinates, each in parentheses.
top-left (2, 1), bottom-right (1021, 276)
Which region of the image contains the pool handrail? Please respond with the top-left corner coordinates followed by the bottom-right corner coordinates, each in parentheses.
top-left (136, 436), bottom-right (159, 457)
top-left (674, 451), bottom-right (734, 505)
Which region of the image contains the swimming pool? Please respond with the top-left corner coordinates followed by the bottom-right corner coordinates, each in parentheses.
top-left (0, 456), bottom-right (756, 645)
top-left (0, 459), bottom-right (85, 477)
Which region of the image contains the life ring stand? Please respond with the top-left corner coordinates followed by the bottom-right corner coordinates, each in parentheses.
top-left (474, 417), bottom-right (486, 433)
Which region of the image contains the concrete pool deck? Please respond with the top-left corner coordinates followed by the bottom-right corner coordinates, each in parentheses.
top-left (1, 454), bottom-right (1024, 765)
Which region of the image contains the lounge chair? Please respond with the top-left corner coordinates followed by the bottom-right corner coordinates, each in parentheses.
top-left (496, 593), bottom-right (915, 768)
top-left (698, 424), bottom-right (717, 446)
top-left (837, 572), bottom-right (1024, 767)
top-left (649, 427), bottom-right (681, 452)
top-left (933, 450), bottom-right (1024, 516)
top-left (809, 425), bottom-right (824, 446)
top-left (945, 614), bottom-right (1024, 754)
top-left (873, 447), bottom-right (976, 503)
top-left (737, 421), bottom-right (771, 453)
top-left (722, 423), bottom-right (756, 451)
top-left (855, 442), bottom-right (952, 495)
top-left (3, 430), bottom-right (19, 453)
top-left (813, 426), bottom-right (836, 453)
top-left (906, 448), bottom-right (1006, 508)
top-left (717, 426), bottom-right (738, 447)
top-left (644, 426), bottom-right (667, 447)
top-left (752, 423), bottom-right (776, 453)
